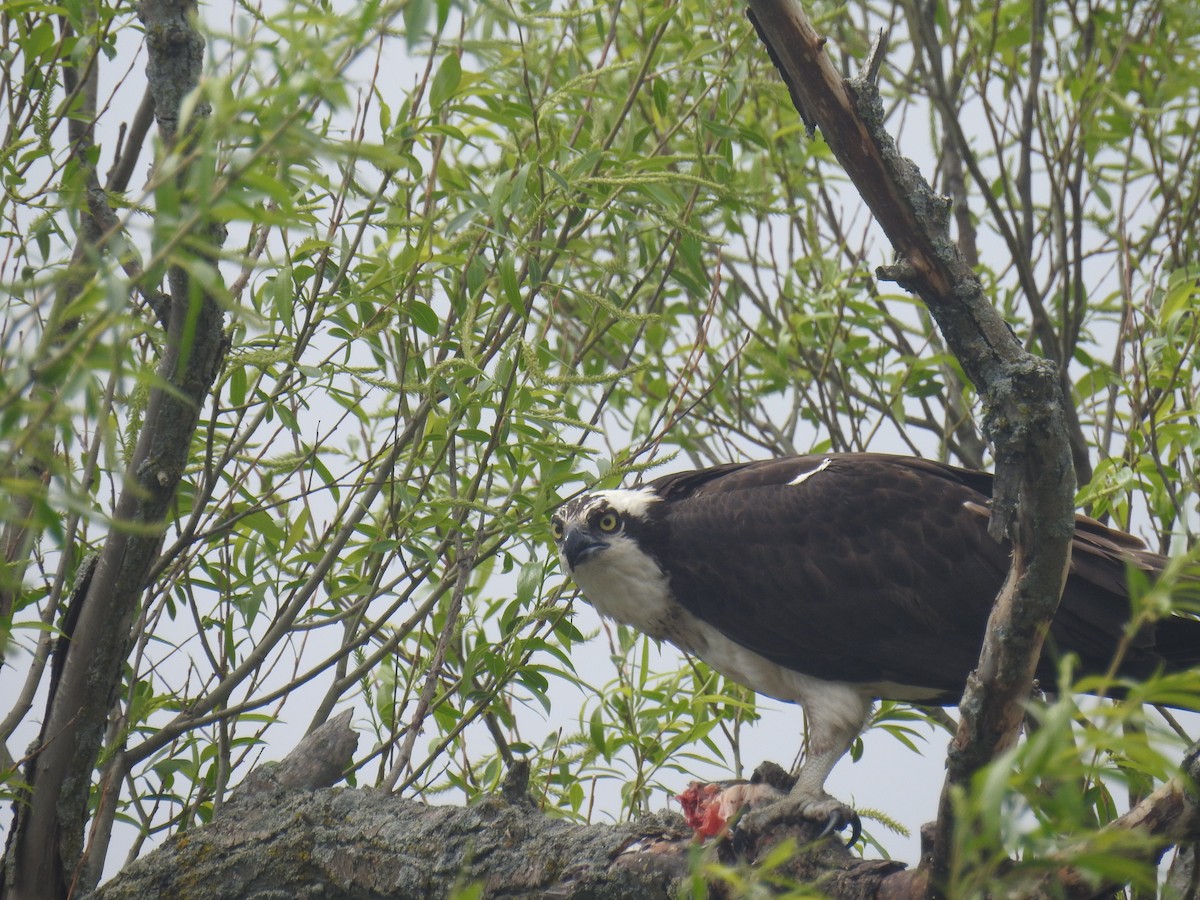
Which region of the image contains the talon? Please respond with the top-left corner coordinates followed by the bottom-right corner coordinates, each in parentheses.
top-left (846, 812), bottom-right (862, 847)
top-left (817, 809), bottom-right (861, 846)
top-left (734, 791), bottom-right (861, 849)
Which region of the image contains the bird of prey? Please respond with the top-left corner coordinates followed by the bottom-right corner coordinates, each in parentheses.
top-left (551, 453), bottom-right (1200, 840)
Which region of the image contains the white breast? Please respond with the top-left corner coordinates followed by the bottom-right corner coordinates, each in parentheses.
top-left (567, 533), bottom-right (677, 639)
top-left (568, 535), bottom-right (849, 706)
top-left (569, 535), bottom-right (944, 720)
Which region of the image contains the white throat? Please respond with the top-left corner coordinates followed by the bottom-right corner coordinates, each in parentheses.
top-left (568, 533), bottom-right (674, 639)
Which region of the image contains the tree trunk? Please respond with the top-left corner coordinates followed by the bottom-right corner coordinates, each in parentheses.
top-left (91, 714), bottom-right (1200, 898)
top-left (90, 713), bottom-right (925, 899)
top-left (1, 2), bottom-right (226, 897)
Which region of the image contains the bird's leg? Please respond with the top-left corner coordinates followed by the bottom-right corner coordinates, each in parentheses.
top-left (738, 692), bottom-right (872, 846)
top-left (782, 737), bottom-right (861, 843)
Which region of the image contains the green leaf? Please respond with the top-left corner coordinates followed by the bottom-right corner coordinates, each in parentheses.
top-left (430, 53), bottom-right (462, 110)
top-left (499, 252), bottom-right (522, 314)
top-left (406, 299), bottom-right (439, 335)
top-left (516, 560), bottom-right (541, 605)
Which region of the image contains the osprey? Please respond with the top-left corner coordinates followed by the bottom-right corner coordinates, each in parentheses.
top-left (551, 453), bottom-right (1200, 838)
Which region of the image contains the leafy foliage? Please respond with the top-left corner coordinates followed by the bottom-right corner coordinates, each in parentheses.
top-left (1, 0), bottom-right (1198, 892)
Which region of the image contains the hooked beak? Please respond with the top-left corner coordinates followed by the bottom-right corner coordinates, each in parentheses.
top-left (562, 527), bottom-right (608, 571)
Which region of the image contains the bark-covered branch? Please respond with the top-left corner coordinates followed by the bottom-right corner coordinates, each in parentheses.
top-left (83, 712), bottom-right (1200, 899)
top-left (93, 718), bottom-right (688, 900)
top-left (97, 788), bottom-right (685, 900)
top-left (1, 2), bottom-right (227, 897)
top-left (1045, 741), bottom-right (1200, 899)
top-left (742, 0), bottom-right (1076, 894)
top-left (90, 718), bottom-right (929, 899)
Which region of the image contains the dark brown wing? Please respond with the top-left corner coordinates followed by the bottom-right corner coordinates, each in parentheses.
top-left (637, 454), bottom-right (1010, 699)
top-left (1054, 514), bottom-right (1200, 677)
top-left (637, 453), bottom-right (1198, 699)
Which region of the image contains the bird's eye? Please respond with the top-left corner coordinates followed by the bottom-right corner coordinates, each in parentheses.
top-left (550, 519), bottom-right (564, 540)
top-left (598, 512), bottom-right (619, 532)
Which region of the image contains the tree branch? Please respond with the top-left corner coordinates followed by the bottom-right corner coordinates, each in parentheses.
top-left (92, 729), bottom-right (931, 900)
top-left (743, 1), bottom-right (1076, 894)
top-left (2, 2), bottom-right (227, 897)
top-left (1044, 741), bottom-right (1200, 899)
top-left (93, 716), bottom-right (697, 900)
top-left (77, 727), bottom-right (1200, 900)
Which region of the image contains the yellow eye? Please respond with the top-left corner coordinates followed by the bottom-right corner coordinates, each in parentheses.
top-left (598, 512), bottom-right (619, 532)
top-left (550, 519), bottom-right (564, 540)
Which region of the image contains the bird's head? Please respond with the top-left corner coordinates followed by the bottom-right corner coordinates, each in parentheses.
top-left (550, 488), bottom-right (661, 575)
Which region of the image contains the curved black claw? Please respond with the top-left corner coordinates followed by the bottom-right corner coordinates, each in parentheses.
top-left (735, 793), bottom-right (861, 849)
top-left (818, 807), bottom-right (861, 847)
